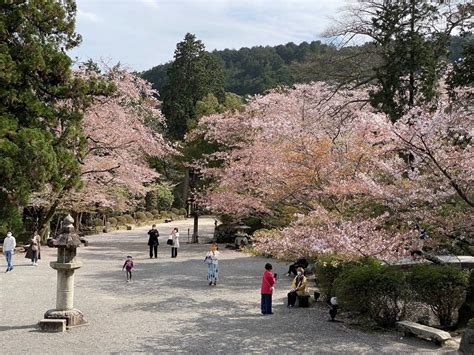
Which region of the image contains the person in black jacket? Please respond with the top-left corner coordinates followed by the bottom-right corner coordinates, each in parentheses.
top-left (286, 258), bottom-right (309, 276)
top-left (147, 225), bottom-right (159, 258)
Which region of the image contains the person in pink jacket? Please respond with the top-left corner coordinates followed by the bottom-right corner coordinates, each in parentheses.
top-left (260, 263), bottom-right (276, 315)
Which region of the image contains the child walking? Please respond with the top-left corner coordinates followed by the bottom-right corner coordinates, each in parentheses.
top-left (122, 255), bottom-right (134, 282)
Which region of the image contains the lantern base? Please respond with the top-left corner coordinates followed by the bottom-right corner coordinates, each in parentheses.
top-left (44, 308), bottom-right (87, 328)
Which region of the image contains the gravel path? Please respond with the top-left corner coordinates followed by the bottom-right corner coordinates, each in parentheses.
top-left (0, 218), bottom-right (456, 354)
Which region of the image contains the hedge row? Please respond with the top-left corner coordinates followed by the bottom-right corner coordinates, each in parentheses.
top-left (315, 255), bottom-right (469, 327)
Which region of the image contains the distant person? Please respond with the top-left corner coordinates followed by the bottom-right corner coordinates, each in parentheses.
top-left (122, 255), bottom-right (134, 282)
top-left (287, 267), bottom-right (308, 307)
top-left (260, 263), bottom-right (276, 315)
top-left (3, 231), bottom-right (16, 273)
top-left (147, 224), bottom-right (159, 259)
top-left (286, 258), bottom-right (308, 277)
top-left (26, 231), bottom-right (41, 266)
top-left (205, 243), bottom-right (220, 286)
top-left (170, 228), bottom-right (179, 258)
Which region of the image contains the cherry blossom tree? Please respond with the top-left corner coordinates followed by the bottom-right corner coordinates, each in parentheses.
top-left (69, 65), bottom-right (173, 212)
top-left (193, 81), bottom-right (472, 260)
top-left (32, 65), bottom-right (174, 230)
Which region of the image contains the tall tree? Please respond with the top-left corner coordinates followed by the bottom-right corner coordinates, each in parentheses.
top-left (161, 33), bottom-right (224, 140)
top-left (0, 0), bottom-right (107, 236)
top-left (325, 0), bottom-right (472, 122)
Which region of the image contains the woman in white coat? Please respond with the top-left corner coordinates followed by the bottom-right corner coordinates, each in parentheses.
top-left (170, 228), bottom-right (179, 258)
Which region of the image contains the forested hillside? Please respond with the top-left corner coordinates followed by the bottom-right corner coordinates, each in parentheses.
top-left (141, 37), bottom-right (470, 97)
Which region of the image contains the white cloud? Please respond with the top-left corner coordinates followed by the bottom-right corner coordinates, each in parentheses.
top-left (139, 0), bottom-right (159, 10)
top-left (77, 9), bottom-right (100, 23)
top-left (72, 0), bottom-right (347, 71)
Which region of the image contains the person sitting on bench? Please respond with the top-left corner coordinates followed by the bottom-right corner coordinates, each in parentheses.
top-left (286, 258), bottom-right (308, 276)
top-left (287, 267), bottom-right (308, 308)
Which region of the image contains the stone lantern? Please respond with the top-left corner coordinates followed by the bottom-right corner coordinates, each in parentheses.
top-left (39, 214), bottom-right (87, 331)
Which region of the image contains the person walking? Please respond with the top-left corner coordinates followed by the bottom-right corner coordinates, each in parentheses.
top-left (260, 263), bottom-right (276, 315)
top-left (3, 231), bottom-right (16, 273)
top-left (25, 232), bottom-right (41, 266)
top-left (170, 228), bottom-right (179, 258)
top-left (147, 224), bottom-right (159, 259)
top-left (122, 255), bottom-right (134, 282)
top-left (205, 243), bottom-right (220, 286)
top-left (287, 267), bottom-right (308, 307)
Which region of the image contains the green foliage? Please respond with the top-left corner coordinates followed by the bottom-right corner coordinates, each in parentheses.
top-left (314, 254), bottom-right (370, 300)
top-left (315, 255), bottom-right (346, 301)
top-left (145, 191), bottom-right (158, 211)
top-left (145, 212), bottom-right (154, 220)
top-left (447, 33), bottom-right (473, 97)
top-left (161, 33), bottom-right (225, 140)
top-left (171, 208), bottom-right (180, 215)
top-left (94, 219), bottom-right (104, 227)
top-left (0, 0), bottom-right (110, 233)
top-left (142, 38), bottom-right (468, 98)
top-left (150, 209), bottom-right (161, 218)
top-left (179, 208), bottom-right (187, 216)
top-left (108, 217), bottom-right (118, 226)
top-left (334, 263), bottom-right (408, 327)
top-left (145, 184), bottom-right (174, 212)
top-left (409, 265), bottom-right (469, 326)
top-left (136, 212), bottom-right (147, 220)
top-left (116, 216), bottom-right (127, 225)
top-left (123, 215), bottom-right (134, 224)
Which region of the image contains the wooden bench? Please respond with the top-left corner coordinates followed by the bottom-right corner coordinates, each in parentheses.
top-left (396, 321), bottom-right (452, 345)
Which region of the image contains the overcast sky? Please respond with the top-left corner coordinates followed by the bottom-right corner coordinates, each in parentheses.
top-left (70, 0), bottom-right (346, 72)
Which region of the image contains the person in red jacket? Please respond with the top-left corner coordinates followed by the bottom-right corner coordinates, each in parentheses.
top-left (260, 263), bottom-right (276, 315)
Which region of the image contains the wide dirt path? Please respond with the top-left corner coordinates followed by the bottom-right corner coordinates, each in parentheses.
top-left (0, 217), bottom-right (452, 353)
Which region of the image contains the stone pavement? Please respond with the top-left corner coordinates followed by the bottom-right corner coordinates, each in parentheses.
top-left (0, 218), bottom-right (454, 354)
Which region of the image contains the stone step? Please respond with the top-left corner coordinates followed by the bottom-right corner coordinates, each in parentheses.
top-left (396, 321), bottom-right (451, 344)
top-left (38, 319), bottom-right (66, 333)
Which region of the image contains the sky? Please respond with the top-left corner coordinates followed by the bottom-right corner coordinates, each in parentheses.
top-left (71, 0), bottom-right (347, 72)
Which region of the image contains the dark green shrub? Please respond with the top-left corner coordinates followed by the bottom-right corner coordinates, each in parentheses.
top-left (94, 219), bottom-right (104, 227)
top-left (136, 212), bottom-right (147, 220)
top-left (150, 210), bottom-right (161, 218)
top-left (409, 265), bottom-right (469, 326)
top-left (179, 208), bottom-right (187, 215)
top-left (171, 208), bottom-right (180, 215)
top-left (123, 215), bottom-right (134, 224)
top-left (161, 211), bottom-right (171, 219)
top-left (108, 217), bottom-right (118, 226)
top-left (145, 212), bottom-right (154, 220)
top-left (116, 216), bottom-right (127, 225)
top-left (334, 263), bottom-right (408, 327)
top-left (314, 254), bottom-right (355, 300)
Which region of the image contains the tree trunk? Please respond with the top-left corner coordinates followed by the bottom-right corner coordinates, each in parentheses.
top-left (182, 168), bottom-right (190, 215)
top-left (192, 213), bottom-right (199, 243)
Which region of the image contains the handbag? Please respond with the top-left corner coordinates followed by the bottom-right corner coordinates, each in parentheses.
top-left (204, 256), bottom-right (213, 264)
top-left (167, 237), bottom-right (173, 246)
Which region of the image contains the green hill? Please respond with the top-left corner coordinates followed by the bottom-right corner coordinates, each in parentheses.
top-left (141, 37), bottom-right (470, 97)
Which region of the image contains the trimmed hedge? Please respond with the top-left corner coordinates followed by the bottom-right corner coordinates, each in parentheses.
top-left (334, 263), bottom-right (408, 327)
top-left (123, 215), bottom-right (134, 224)
top-left (145, 212), bottom-right (154, 220)
top-left (117, 216), bottom-right (127, 225)
top-left (409, 265), bottom-right (469, 326)
top-left (179, 208), bottom-right (187, 216)
top-left (136, 212), bottom-right (147, 220)
top-left (314, 254), bottom-right (366, 300)
top-left (108, 217), bottom-right (118, 226)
